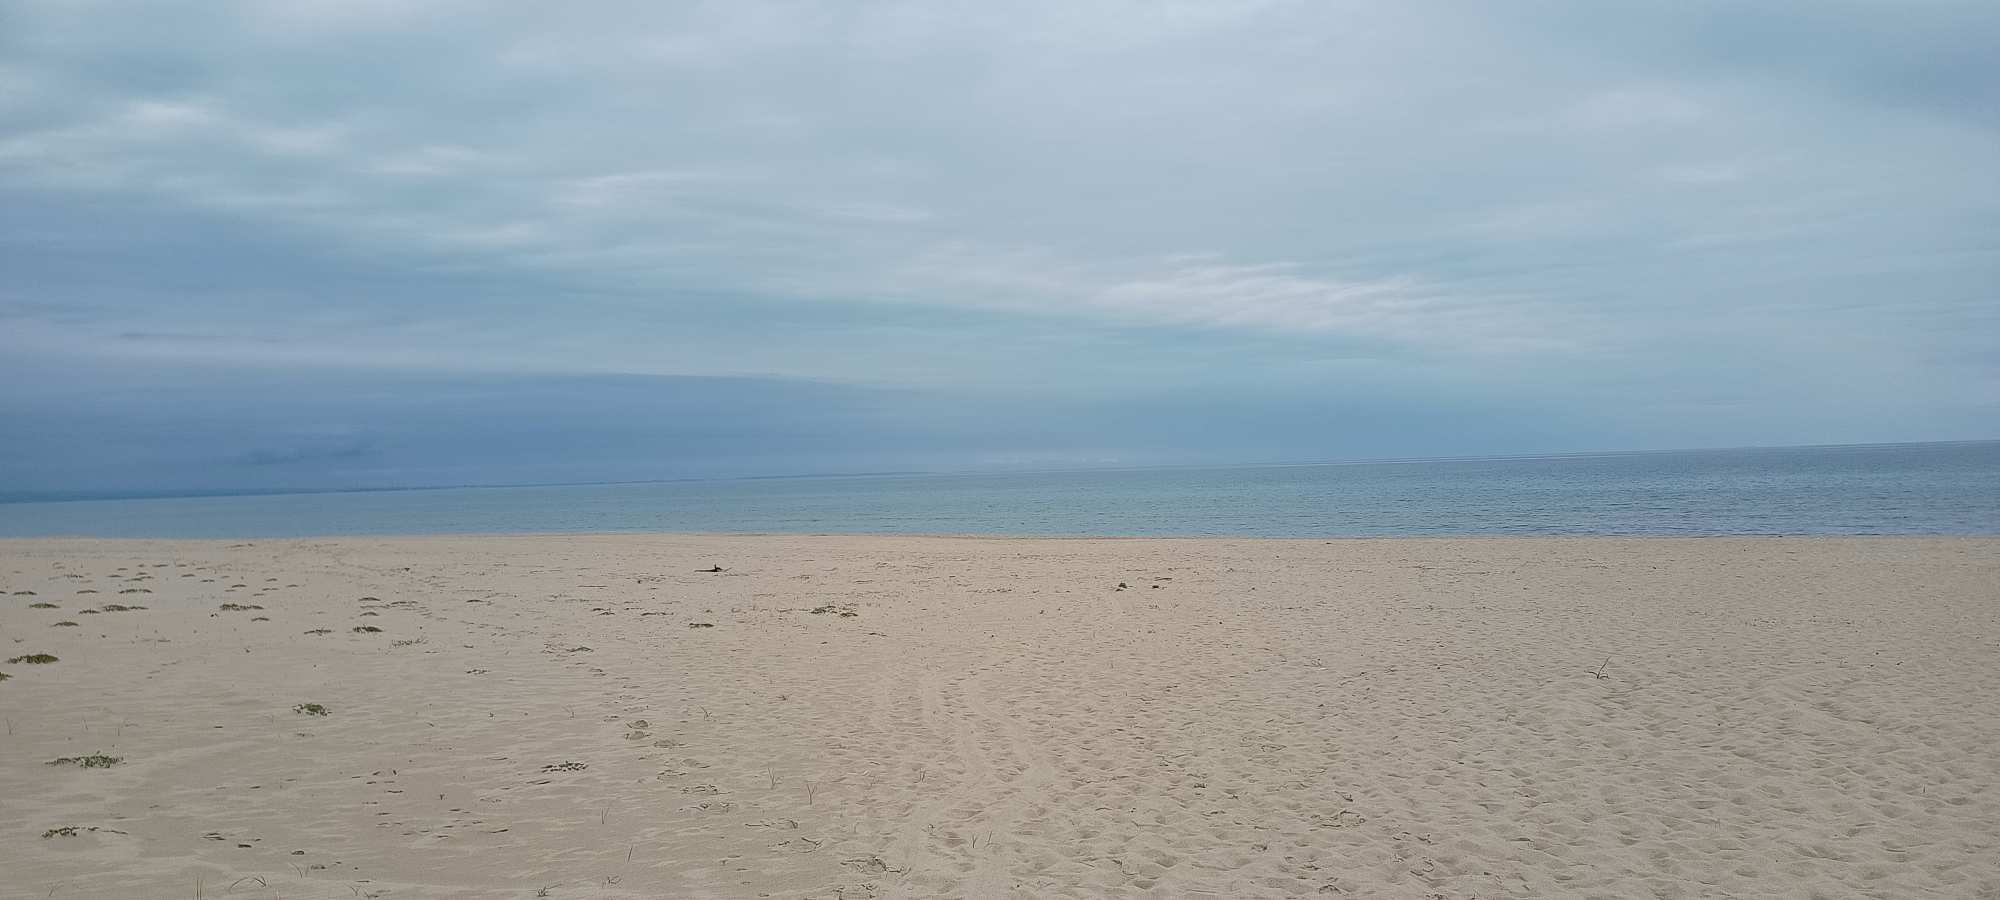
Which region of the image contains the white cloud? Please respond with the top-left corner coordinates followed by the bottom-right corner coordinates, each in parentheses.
top-left (1657, 161), bottom-right (1750, 185)
top-left (367, 145), bottom-right (500, 178)
top-left (1568, 85), bottom-right (1709, 130)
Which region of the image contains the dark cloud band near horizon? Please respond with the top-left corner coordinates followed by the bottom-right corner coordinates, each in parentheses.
top-left (1, 1), bottom-right (1995, 491)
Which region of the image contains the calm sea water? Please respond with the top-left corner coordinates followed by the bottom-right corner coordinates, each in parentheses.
top-left (2, 442), bottom-right (1996, 539)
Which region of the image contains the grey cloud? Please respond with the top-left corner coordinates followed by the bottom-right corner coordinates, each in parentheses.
top-left (237, 434), bottom-right (377, 467)
top-left (0, 1), bottom-right (1993, 491)
top-left (0, 361), bottom-right (1619, 496)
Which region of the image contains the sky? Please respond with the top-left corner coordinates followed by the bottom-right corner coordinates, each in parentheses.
top-left (2, 0), bottom-right (1996, 493)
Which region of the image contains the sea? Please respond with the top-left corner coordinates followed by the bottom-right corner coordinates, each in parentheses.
top-left (1, 441), bottom-right (1996, 539)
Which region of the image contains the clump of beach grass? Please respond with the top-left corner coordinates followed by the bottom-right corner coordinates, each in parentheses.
top-left (7, 654), bottom-right (57, 664)
top-left (48, 754), bottom-right (122, 769)
top-left (293, 703), bottom-right (330, 716)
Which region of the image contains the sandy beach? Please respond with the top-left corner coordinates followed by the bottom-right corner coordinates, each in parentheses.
top-left (1, 535), bottom-right (1995, 899)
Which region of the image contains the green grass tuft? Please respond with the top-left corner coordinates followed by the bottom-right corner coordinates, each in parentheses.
top-left (7, 654), bottom-right (58, 664)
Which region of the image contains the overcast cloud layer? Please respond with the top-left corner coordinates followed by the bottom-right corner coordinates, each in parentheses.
top-left (2, 1), bottom-right (1996, 492)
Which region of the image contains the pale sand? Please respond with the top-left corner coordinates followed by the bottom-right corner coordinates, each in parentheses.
top-left (1, 536), bottom-right (1996, 900)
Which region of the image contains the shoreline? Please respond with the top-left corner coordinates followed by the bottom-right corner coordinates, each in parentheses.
top-left (5, 442), bottom-right (1994, 541)
top-left (8, 437), bottom-right (1990, 507)
top-left (6, 530), bottom-right (1998, 544)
